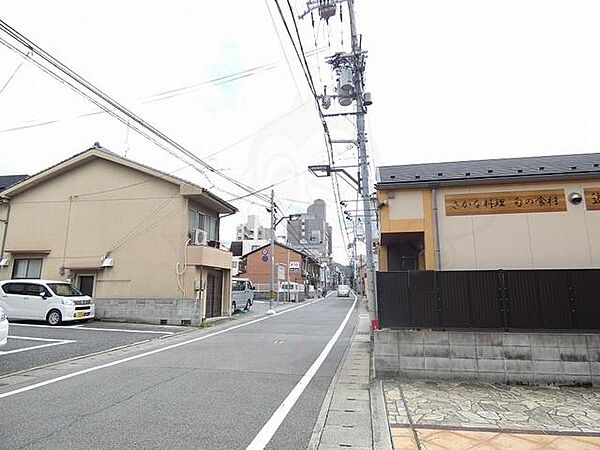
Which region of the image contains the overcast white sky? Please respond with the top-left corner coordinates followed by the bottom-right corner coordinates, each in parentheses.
top-left (1, 1), bottom-right (600, 264)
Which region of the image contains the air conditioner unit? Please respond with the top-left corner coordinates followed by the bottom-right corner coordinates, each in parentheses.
top-left (190, 228), bottom-right (208, 246)
top-left (101, 257), bottom-right (114, 268)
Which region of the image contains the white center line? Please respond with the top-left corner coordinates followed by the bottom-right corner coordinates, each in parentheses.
top-left (246, 294), bottom-right (358, 450)
top-left (0, 296), bottom-right (326, 400)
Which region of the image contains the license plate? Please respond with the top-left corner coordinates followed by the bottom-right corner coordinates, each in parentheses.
top-left (75, 312), bottom-right (85, 318)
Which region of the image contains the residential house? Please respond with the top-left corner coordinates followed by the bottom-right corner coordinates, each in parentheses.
top-left (0, 145), bottom-right (237, 324)
top-left (0, 175), bottom-right (28, 191)
top-left (239, 242), bottom-right (320, 299)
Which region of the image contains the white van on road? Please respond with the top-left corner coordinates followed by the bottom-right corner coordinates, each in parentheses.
top-left (0, 279), bottom-right (95, 325)
top-left (231, 278), bottom-right (254, 312)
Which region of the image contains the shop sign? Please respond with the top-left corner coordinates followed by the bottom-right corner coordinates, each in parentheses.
top-left (445, 189), bottom-right (566, 216)
top-left (584, 188), bottom-right (600, 211)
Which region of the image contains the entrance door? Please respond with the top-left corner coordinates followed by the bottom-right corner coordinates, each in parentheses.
top-left (77, 275), bottom-right (95, 297)
top-left (205, 269), bottom-right (222, 318)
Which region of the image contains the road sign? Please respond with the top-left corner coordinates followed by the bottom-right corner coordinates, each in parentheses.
top-left (289, 261), bottom-right (300, 271)
top-left (261, 255), bottom-right (269, 263)
top-left (261, 248), bottom-right (269, 255)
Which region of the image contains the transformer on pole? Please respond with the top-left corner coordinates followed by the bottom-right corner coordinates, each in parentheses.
top-left (303, 0), bottom-right (378, 324)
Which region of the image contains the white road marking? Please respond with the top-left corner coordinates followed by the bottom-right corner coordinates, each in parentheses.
top-left (8, 336), bottom-right (70, 342)
top-left (11, 323), bottom-right (174, 335)
top-left (0, 336), bottom-right (75, 356)
top-left (0, 296), bottom-right (325, 400)
top-left (246, 296), bottom-right (358, 450)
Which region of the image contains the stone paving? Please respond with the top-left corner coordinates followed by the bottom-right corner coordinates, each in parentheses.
top-left (383, 380), bottom-right (600, 449)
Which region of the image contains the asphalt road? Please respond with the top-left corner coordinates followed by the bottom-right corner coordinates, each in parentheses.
top-left (0, 294), bottom-right (358, 450)
top-left (0, 321), bottom-right (184, 376)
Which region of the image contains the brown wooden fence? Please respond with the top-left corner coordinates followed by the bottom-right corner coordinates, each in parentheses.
top-left (376, 269), bottom-right (600, 331)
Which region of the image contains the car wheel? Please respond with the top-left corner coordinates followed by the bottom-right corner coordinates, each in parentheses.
top-left (47, 309), bottom-right (62, 326)
top-left (244, 300), bottom-right (251, 310)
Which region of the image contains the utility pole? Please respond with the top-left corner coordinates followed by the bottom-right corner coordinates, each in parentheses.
top-left (267, 189), bottom-right (277, 315)
top-left (347, 0), bottom-right (376, 321)
top-left (303, 0), bottom-right (377, 321)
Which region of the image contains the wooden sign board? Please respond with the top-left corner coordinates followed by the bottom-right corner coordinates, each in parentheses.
top-left (445, 189), bottom-right (567, 216)
top-left (584, 188), bottom-right (600, 211)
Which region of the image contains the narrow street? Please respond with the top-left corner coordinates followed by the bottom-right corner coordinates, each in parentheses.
top-left (0, 294), bottom-right (357, 450)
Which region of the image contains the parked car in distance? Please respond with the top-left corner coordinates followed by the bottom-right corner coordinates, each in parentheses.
top-left (337, 284), bottom-right (351, 297)
top-left (0, 306), bottom-right (8, 347)
top-left (0, 279), bottom-right (95, 325)
top-left (231, 277), bottom-right (254, 312)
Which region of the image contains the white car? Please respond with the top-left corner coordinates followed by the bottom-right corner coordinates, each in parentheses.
top-left (337, 284), bottom-right (351, 297)
top-left (231, 278), bottom-right (254, 312)
top-left (0, 279), bottom-right (95, 326)
top-left (0, 306), bottom-right (8, 347)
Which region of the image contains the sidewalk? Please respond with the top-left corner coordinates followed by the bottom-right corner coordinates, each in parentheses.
top-left (385, 379), bottom-right (600, 449)
top-left (309, 296), bottom-right (393, 450)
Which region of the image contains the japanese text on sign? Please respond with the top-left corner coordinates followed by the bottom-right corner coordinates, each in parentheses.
top-left (584, 188), bottom-right (600, 211)
top-left (445, 189), bottom-right (567, 216)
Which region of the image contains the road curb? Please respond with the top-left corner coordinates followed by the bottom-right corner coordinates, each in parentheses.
top-left (370, 379), bottom-right (394, 450)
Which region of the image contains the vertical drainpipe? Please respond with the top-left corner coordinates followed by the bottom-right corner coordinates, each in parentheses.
top-left (431, 187), bottom-right (442, 270)
top-left (0, 199), bottom-right (11, 261)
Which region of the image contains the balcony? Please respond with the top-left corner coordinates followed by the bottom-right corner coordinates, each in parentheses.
top-left (186, 244), bottom-right (232, 269)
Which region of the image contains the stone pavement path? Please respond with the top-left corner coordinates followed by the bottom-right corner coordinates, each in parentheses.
top-left (383, 380), bottom-right (600, 449)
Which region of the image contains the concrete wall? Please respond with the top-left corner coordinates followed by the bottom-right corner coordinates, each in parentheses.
top-left (375, 329), bottom-right (600, 387)
top-left (95, 298), bottom-right (203, 325)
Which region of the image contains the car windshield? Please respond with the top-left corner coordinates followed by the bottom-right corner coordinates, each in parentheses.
top-left (339, 285), bottom-right (349, 290)
top-left (48, 283), bottom-right (84, 297)
top-left (232, 280), bottom-right (246, 291)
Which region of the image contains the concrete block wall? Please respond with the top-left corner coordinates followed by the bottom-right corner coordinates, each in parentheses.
top-left (375, 330), bottom-right (600, 387)
top-left (94, 298), bottom-right (203, 325)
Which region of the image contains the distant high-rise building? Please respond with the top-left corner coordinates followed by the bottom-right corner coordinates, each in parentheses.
top-left (286, 199), bottom-right (332, 258)
top-left (235, 215), bottom-right (272, 241)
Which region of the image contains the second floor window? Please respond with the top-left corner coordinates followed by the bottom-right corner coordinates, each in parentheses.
top-left (189, 210), bottom-right (219, 242)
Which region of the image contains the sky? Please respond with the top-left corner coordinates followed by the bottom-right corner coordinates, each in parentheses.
top-left (1, 1), bottom-right (600, 264)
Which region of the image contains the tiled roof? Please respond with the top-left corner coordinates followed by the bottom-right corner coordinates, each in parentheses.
top-left (0, 175), bottom-right (28, 190)
top-left (377, 153), bottom-right (600, 188)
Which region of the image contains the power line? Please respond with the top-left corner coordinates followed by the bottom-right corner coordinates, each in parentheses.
top-left (264, 0), bottom-right (302, 100)
top-left (0, 20), bottom-right (271, 204)
top-left (273, 0), bottom-right (352, 256)
top-left (0, 55), bottom-right (27, 95)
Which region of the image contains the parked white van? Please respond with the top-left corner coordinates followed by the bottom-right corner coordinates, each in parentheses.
top-left (231, 278), bottom-right (254, 312)
top-left (0, 279), bottom-right (95, 325)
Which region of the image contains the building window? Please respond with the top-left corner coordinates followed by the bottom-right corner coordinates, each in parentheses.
top-left (188, 209), bottom-right (219, 242)
top-left (12, 258), bottom-right (43, 279)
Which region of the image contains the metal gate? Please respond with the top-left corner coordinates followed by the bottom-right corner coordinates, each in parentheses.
top-left (376, 269), bottom-right (600, 331)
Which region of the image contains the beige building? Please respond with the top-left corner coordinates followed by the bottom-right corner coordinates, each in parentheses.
top-left (0, 145), bottom-right (237, 324)
top-left (376, 153), bottom-right (600, 271)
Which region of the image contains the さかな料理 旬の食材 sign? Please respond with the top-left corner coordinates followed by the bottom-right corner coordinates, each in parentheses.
top-left (445, 189), bottom-right (567, 216)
